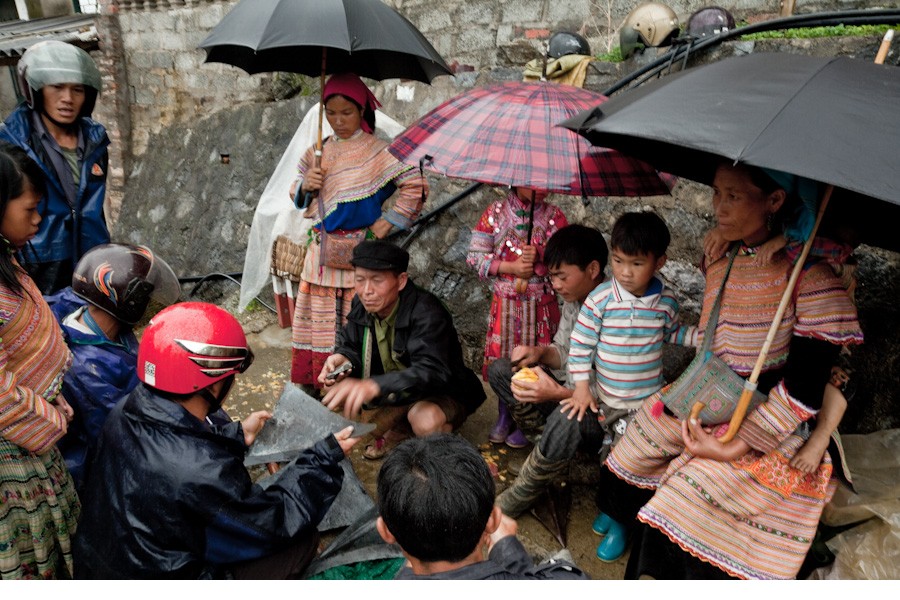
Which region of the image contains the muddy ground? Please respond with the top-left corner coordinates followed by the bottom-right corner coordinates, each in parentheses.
top-left (228, 318), bottom-right (625, 580)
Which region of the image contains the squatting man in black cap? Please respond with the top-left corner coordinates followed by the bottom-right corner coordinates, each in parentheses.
top-left (320, 240), bottom-right (485, 459)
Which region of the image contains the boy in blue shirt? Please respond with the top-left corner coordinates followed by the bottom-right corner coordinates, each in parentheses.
top-left (564, 212), bottom-right (696, 562)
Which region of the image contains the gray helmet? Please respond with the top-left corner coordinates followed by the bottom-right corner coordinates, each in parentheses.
top-left (619, 2), bottom-right (680, 59)
top-left (548, 31), bottom-right (591, 59)
top-left (73, 243), bottom-right (181, 325)
top-left (687, 6), bottom-right (736, 38)
top-left (17, 40), bottom-right (102, 117)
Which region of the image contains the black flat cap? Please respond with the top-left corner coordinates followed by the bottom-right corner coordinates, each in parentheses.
top-left (351, 240), bottom-right (409, 272)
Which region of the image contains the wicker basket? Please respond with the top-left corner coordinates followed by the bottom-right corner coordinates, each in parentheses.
top-left (271, 235), bottom-right (307, 282)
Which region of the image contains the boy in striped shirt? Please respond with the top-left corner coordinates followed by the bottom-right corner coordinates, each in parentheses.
top-left (561, 212), bottom-right (697, 562)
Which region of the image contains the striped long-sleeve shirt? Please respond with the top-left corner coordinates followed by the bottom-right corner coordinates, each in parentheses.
top-left (569, 276), bottom-right (697, 409)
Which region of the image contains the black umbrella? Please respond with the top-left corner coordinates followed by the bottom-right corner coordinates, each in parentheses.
top-left (199, 0), bottom-right (452, 177)
top-left (564, 52), bottom-right (900, 205)
top-left (198, 0), bottom-right (451, 82)
top-left (564, 51), bottom-right (900, 441)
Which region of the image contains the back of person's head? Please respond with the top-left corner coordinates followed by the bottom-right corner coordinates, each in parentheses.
top-left (610, 211), bottom-right (670, 259)
top-left (17, 40), bottom-right (102, 117)
top-left (137, 303), bottom-right (253, 409)
top-left (544, 224), bottom-right (609, 270)
top-left (73, 243), bottom-right (181, 326)
top-left (0, 142), bottom-right (46, 294)
top-left (377, 434), bottom-right (495, 563)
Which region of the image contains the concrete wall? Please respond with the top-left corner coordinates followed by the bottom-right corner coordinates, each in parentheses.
top-left (103, 0), bottom-right (271, 158)
top-left (103, 0), bottom-right (898, 162)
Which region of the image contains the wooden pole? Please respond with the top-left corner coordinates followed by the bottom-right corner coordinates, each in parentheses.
top-left (780, 0), bottom-right (796, 18)
top-left (315, 47), bottom-right (328, 169)
top-left (875, 29), bottom-right (894, 64)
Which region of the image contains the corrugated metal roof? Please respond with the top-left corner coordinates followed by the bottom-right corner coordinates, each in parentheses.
top-left (0, 14), bottom-right (98, 65)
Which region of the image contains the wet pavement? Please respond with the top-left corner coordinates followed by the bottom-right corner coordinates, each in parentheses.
top-left (230, 319), bottom-right (626, 579)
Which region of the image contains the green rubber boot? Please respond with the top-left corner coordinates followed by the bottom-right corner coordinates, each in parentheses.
top-left (496, 445), bottom-right (569, 518)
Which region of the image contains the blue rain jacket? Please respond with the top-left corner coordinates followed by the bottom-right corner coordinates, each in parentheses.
top-left (46, 288), bottom-right (138, 490)
top-left (0, 104), bottom-right (110, 263)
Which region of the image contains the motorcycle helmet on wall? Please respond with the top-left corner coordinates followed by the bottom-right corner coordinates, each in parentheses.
top-left (548, 31), bottom-right (592, 58)
top-left (687, 6), bottom-right (736, 38)
top-left (619, 2), bottom-right (680, 59)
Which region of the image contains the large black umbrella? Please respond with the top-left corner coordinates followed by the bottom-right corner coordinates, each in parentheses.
top-left (198, 0), bottom-right (451, 83)
top-left (564, 52), bottom-right (900, 440)
top-left (564, 52), bottom-right (900, 205)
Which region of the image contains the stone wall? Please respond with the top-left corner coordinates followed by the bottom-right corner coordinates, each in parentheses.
top-left (100, 0), bottom-right (895, 164)
top-left (104, 0), bottom-right (271, 158)
top-left (109, 1), bottom-right (900, 433)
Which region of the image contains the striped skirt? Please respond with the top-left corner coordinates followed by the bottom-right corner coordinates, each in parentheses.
top-left (606, 392), bottom-right (836, 580)
top-left (481, 291), bottom-right (559, 380)
top-left (290, 280), bottom-right (355, 387)
top-left (0, 440), bottom-right (80, 579)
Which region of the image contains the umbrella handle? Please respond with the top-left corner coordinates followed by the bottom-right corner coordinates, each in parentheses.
top-left (315, 47), bottom-right (328, 168)
top-left (875, 29), bottom-right (894, 64)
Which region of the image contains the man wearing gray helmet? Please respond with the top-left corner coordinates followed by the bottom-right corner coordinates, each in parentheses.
top-left (0, 41), bottom-right (110, 294)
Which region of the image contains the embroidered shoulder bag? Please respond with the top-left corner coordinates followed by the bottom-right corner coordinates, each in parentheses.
top-left (661, 246), bottom-right (767, 424)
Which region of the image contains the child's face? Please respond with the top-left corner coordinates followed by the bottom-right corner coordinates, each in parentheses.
top-left (514, 187), bottom-right (548, 205)
top-left (610, 248), bottom-right (665, 297)
top-left (1, 179), bottom-right (41, 249)
top-left (549, 260), bottom-right (603, 304)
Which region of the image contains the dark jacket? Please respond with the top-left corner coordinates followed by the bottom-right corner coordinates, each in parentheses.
top-left (395, 536), bottom-right (588, 580)
top-left (73, 385), bottom-right (345, 579)
top-left (46, 288), bottom-right (139, 491)
top-left (334, 281), bottom-right (485, 414)
top-left (0, 104), bottom-right (110, 265)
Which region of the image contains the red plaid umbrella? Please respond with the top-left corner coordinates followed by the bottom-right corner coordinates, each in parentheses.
top-left (388, 81), bottom-right (674, 198)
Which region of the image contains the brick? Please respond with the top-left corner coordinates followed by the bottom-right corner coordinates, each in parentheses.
top-left (525, 28), bottom-right (551, 39)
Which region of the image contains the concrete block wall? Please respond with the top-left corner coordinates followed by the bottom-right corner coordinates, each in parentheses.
top-left (104, 0), bottom-right (272, 158)
top-left (99, 0), bottom-right (892, 164)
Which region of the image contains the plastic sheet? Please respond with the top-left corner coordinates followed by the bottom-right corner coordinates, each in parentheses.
top-left (250, 384), bottom-right (375, 531)
top-left (822, 429), bottom-right (900, 527)
top-left (239, 104), bottom-right (406, 311)
top-left (809, 429), bottom-right (900, 579)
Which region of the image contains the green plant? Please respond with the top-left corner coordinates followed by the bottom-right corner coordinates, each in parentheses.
top-left (596, 46), bottom-right (626, 62)
top-left (268, 72), bottom-right (319, 101)
top-left (243, 298), bottom-right (264, 313)
top-left (741, 23), bottom-right (898, 40)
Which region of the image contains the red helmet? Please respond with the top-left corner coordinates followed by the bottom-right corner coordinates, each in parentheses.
top-left (137, 302), bottom-right (254, 394)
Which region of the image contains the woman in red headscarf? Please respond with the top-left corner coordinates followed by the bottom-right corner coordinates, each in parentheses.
top-left (289, 73), bottom-right (427, 392)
